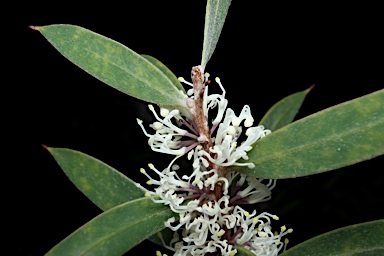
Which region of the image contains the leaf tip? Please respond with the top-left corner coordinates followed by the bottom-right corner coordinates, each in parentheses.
top-left (42, 144), bottom-right (51, 151)
top-left (29, 25), bottom-right (42, 31)
top-left (305, 84), bottom-right (315, 93)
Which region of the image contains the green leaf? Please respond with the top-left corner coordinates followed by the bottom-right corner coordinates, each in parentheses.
top-left (259, 86), bottom-right (313, 131)
top-left (234, 245), bottom-right (256, 255)
top-left (281, 220), bottom-right (384, 256)
top-left (146, 228), bottom-right (175, 249)
top-left (46, 146), bottom-right (172, 247)
top-left (234, 89), bottom-right (384, 178)
top-left (46, 197), bottom-right (176, 256)
top-left (141, 54), bottom-right (185, 93)
top-left (201, 0), bottom-right (231, 69)
top-left (34, 25), bottom-right (186, 108)
top-left (46, 147), bottom-right (144, 211)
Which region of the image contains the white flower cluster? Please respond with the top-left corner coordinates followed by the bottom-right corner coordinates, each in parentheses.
top-left (136, 74), bottom-right (291, 255)
top-left (137, 164), bottom-right (291, 256)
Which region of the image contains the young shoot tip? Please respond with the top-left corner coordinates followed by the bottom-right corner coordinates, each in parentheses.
top-left (29, 25), bottom-right (41, 31)
top-left (41, 144), bottom-right (50, 150)
top-left (306, 84), bottom-right (315, 93)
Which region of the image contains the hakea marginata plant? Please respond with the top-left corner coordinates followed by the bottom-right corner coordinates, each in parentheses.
top-left (136, 65), bottom-right (292, 256)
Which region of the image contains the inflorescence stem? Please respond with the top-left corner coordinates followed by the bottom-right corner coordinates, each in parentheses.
top-left (191, 65), bottom-right (212, 151)
top-left (190, 65), bottom-right (226, 199)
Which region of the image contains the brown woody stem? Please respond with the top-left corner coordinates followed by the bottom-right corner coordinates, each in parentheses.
top-left (190, 65), bottom-right (227, 200)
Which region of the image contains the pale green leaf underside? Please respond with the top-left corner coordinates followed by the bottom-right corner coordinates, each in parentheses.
top-left (259, 86), bottom-right (312, 131)
top-left (46, 197), bottom-right (175, 256)
top-left (281, 220), bottom-right (384, 256)
top-left (201, 0), bottom-right (231, 68)
top-left (46, 147), bottom-right (172, 247)
top-left (37, 25), bottom-right (185, 107)
top-left (46, 147), bottom-right (144, 211)
top-left (234, 89), bottom-right (384, 178)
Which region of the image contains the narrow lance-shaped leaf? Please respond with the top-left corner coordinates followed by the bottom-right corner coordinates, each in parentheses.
top-left (234, 89), bottom-right (384, 179)
top-left (259, 86), bottom-right (313, 131)
top-left (141, 54), bottom-right (185, 93)
top-left (33, 25), bottom-right (186, 109)
top-left (45, 146), bottom-right (173, 247)
top-left (46, 146), bottom-right (144, 211)
top-left (281, 220), bottom-right (384, 256)
top-left (46, 197), bottom-right (176, 256)
top-left (201, 0), bottom-right (231, 69)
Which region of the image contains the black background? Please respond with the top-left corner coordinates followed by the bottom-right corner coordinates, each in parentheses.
top-left (12, 1), bottom-right (384, 255)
